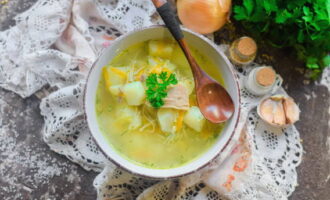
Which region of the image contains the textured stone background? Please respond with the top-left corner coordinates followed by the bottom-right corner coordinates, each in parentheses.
top-left (0, 0), bottom-right (329, 200)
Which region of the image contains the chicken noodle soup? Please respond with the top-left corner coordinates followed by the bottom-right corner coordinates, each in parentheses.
top-left (95, 39), bottom-right (225, 169)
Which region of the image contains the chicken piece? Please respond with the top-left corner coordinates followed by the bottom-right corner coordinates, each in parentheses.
top-left (157, 108), bottom-right (178, 133)
top-left (283, 97), bottom-right (300, 124)
top-left (163, 84), bottom-right (190, 110)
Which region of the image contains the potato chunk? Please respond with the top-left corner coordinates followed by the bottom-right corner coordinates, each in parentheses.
top-left (157, 108), bottom-right (178, 133)
top-left (148, 40), bottom-right (174, 58)
top-left (183, 106), bottom-right (205, 132)
top-left (163, 60), bottom-right (177, 71)
top-left (103, 66), bottom-right (127, 88)
top-left (148, 57), bottom-right (176, 77)
top-left (148, 56), bottom-right (162, 68)
top-left (115, 106), bottom-right (141, 131)
top-left (123, 81), bottom-right (146, 106)
top-left (109, 85), bottom-right (123, 96)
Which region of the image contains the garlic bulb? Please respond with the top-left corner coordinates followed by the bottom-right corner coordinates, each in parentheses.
top-left (258, 95), bottom-right (300, 127)
top-left (177, 0), bottom-right (231, 34)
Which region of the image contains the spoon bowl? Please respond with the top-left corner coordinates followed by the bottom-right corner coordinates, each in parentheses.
top-left (197, 82), bottom-right (235, 123)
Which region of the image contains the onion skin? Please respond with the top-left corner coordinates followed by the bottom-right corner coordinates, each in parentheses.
top-left (177, 0), bottom-right (231, 34)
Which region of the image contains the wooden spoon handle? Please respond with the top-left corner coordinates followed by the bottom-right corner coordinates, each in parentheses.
top-left (151, 0), bottom-right (166, 7)
top-left (151, 0), bottom-right (183, 41)
top-left (178, 39), bottom-right (205, 80)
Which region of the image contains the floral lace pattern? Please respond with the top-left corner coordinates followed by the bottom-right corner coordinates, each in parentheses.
top-left (0, 0), bottom-right (303, 199)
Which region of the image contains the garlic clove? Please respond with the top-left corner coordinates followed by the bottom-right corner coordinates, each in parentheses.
top-left (270, 95), bottom-right (284, 101)
top-left (283, 97), bottom-right (300, 124)
top-left (272, 99), bottom-right (286, 126)
top-left (260, 99), bottom-right (274, 123)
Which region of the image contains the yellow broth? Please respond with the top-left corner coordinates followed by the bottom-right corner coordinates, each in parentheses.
top-left (95, 40), bottom-right (225, 169)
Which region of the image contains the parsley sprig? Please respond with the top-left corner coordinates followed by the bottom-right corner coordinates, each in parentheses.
top-left (233, 0), bottom-right (330, 78)
top-left (146, 72), bottom-right (178, 108)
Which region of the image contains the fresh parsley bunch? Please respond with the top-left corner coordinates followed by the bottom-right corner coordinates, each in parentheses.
top-left (233, 0), bottom-right (330, 78)
top-left (146, 72), bottom-right (178, 108)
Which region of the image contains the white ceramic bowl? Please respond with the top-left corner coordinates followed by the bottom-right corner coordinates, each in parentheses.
top-left (84, 26), bottom-right (240, 179)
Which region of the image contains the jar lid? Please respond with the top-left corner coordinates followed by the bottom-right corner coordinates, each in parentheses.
top-left (256, 67), bottom-right (276, 86)
top-left (237, 37), bottom-right (257, 57)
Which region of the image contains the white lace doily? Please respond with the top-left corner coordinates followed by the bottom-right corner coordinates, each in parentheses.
top-left (0, 0), bottom-right (304, 199)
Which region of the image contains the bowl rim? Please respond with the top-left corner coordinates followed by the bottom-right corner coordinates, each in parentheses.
top-left (84, 25), bottom-right (241, 179)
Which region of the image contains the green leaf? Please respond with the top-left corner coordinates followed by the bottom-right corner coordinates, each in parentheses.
top-left (307, 63), bottom-right (320, 69)
top-left (306, 57), bottom-right (319, 69)
top-left (322, 55), bottom-right (330, 67)
top-left (310, 32), bottom-right (321, 40)
top-left (249, 0), bottom-right (266, 22)
top-left (302, 15), bottom-right (313, 23)
top-left (146, 73), bottom-right (157, 87)
top-left (233, 6), bottom-right (248, 20)
top-left (310, 22), bottom-right (320, 31)
top-left (275, 9), bottom-right (293, 24)
top-left (297, 29), bottom-right (305, 42)
top-left (291, 7), bottom-right (303, 19)
top-left (287, 0), bottom-right (309, 9)
top-left (314, 3), bottom-right (329, 22)
top-left (159, 72), bottom-right (168, 82)
top-left (327, 0), bottom-right (330, 20)
top-left (168, 74), bottom-right (178, 84)
top-left (243, 0), bottom-right (254, 16)
top-left (263, 0), bottom-right (277, 13)
top-left (303, 6), bottom-right (311, 16)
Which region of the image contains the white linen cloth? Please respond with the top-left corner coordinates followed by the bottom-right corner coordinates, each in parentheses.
top-left (0, 0), bottom-right (303, 199)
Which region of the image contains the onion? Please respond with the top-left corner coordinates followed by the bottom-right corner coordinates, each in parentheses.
top-left (177, 0), bottom-right (231, 34)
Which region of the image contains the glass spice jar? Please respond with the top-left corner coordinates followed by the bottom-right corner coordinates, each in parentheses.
top-left (245, 66), bottom-right (283, 96)
top-left (228, 36), bottom-right (257, 66)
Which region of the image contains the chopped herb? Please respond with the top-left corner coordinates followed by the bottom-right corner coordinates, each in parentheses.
top-left (145, 72), bottom-right (178, 108)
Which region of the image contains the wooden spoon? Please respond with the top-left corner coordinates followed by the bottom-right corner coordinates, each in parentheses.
top-left (151, 0), bottom-right (234, 123)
